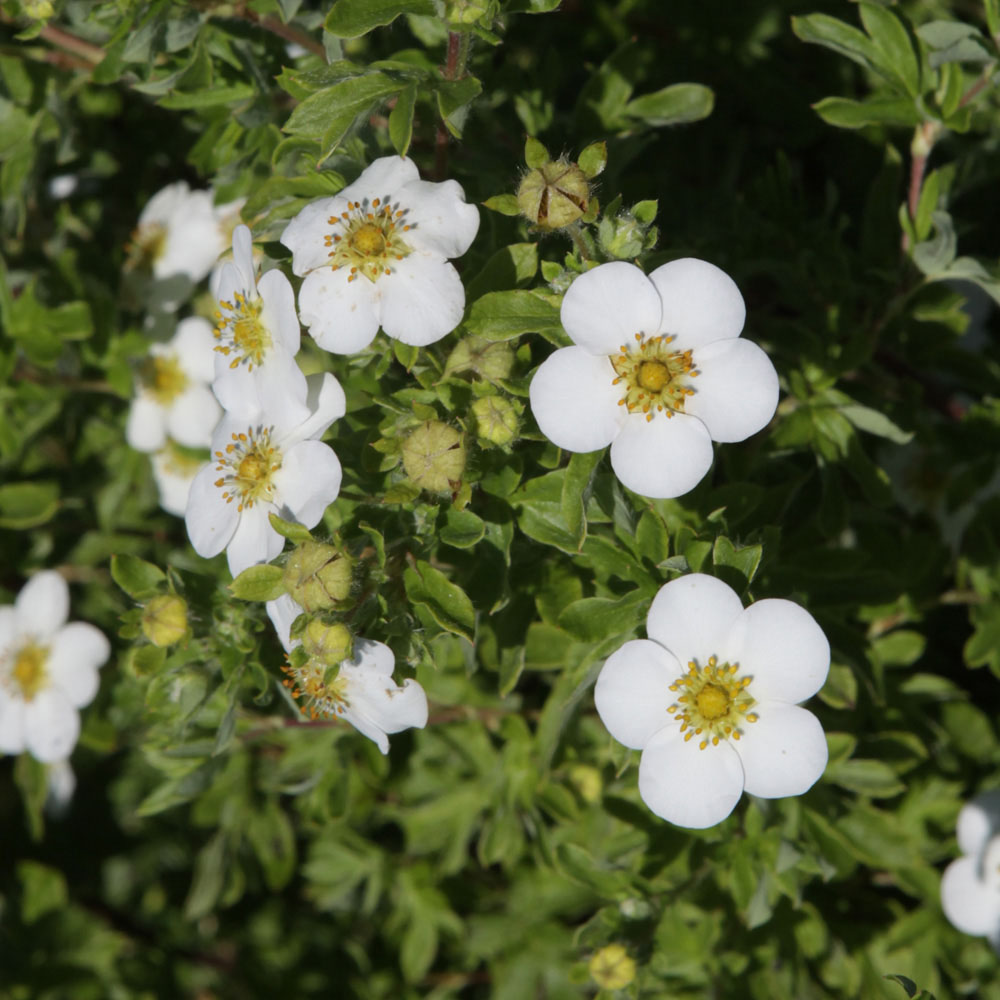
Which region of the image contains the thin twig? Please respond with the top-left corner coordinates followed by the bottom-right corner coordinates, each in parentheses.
top-left (434, 31), bottom-right (466, 180)
top-left (37, 21), bottom-right (104, 64)
top-left (240, 11), bottom-right (326, 59)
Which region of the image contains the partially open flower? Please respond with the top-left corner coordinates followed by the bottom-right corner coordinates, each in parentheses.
top-left (281, 155), bottom-right (479, 353)
top-left (0, 572), bottom-right (110, 763)
top-left (126, 318), bottom-right (222, 454)
top-left (941, 789), bottom-right (1000, 950)
top-left (529, 259), bottom-right (779, 499)
top-left (184, 373), bottom-right (346, 577)
top-left (595, 574), bottom-right (829, 828)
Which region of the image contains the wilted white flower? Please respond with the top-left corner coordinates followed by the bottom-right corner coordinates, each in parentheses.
top-left (151, 440), bottom-right (208, 517)
top-left (941, 789), bottom-right (1000, 950)
top-left (529, 259), bottom-right (779, 499)
top-left (268, 597), bottom-right (428, 755)
top-left (0, 572), bottom-right (110, 763)
top-left (185, 373), bottom-right (346, 577)
top-left (281, 155), bottom-right (479, 353)
top-left (211, 224), bottom-right (309, 423)
top-left (126, 317), bottom-right (222, 454)
top-left (595, 573), bottom-right (829, 829)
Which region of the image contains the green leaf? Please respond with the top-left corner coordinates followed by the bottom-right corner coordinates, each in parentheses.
top-left (577, 140), bottom-right (607, 178)
top-left (838, 404), bottom-right (913, 444)
top-left (557, 842), bottom-right (631, 897)
top-left (711, 537), bottom-right (762, 591)
top-left (916, 21), bottom-right (993, 68)
top-left (110, 554), bottom-right (167, 600)
top-left (884, 974), bottom-right (938, 1000)
top-left (524, 136), bottom-right (550, 167)
top-left (268, 512), bottom-right (313, 544)
top-left (18, 861), bottom-right (68, 925)
top-left (557, 590), bottom-right (648, 642)
top-left (483, 193), bottom-right (520, 216)
top-left (464, 289), bottom-right (563, 342)
top-left (0, 481), bottom-right (59, 529)
top-left (404, 560), bottom-right (476, 642)
top-left (325, 0), bottom-right (435, 37)
top-left (158, 84), bottom-right (255, 109)
top-left (792, 13), bottom-right (885, 76)
top-left (561, 451), bottom-right (601, 551)
top-left (812, 95), bottom-right (922, 129)
top-left (524, 622), bottom-right (574, 670)
top-left (440, 509), bottom-right (486, 548)
top-left (436, 75), bottom-right (482, 137)
top-left (624, 83), bottom-right (714, 126)
top-left (229, 564), bottom-right (286, 602)
top-left (858, 2), bottom-right (920, 96)
top-left (184, 832), bottom-right (227, 921)
top-left (826, 758), bottom-right (906, 798)
top-left (389, 81), bottom-right (417, 155)
top-left (912, 210), bottom-right (957, 275)
top-left (913, 168), bottom-right (941, 241)
top-left (247, 803), bottom-right (297, 891)
top-left (465, 243), bottom-right (538, 300)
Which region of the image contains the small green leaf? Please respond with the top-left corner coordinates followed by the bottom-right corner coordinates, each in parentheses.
top-left (858, 2), bottom-right (920, 96)
top-left (110, 554), bottom-right (167, 600)
top-left (440, 509), bottom-right (486, 548)
top-left (624, 82), bottom-right (714, 126)
top-left (464, 289), bottom-right (563, 342)
top-left (483, 193), bottom-right (520, 216)
top-left (826, 758), bottom-right (906, 798)
top-left (404, 560), bottom-right (476, 642)
top-left (560, 451), bottom-right (601, 552)
top-left (268, 512), bottom-right (313, 544)
top-left (389, 81), bottom-right (417, 155)
top-left (712, 537), bottom-right (762, 590)
top-left (158, 84), bottom-right (255, 109)
top-left (812, 95), bottom-right (922, 129)
top-left (524, 136), bottom-right (550, 167)
top-left (558, 590), bottom-right (648, 642)
top-left (577, 140), bottom-right (607, 178)
top-left (792, 13), bottom-right (884, 76)
top-left (838, 404), bottom-right (913, 445)
top-left (18, 861), bottom-right (68, 925)
top-left (0, 481), bottom-right (59, 529)
top-left (325, 0), bottom-right (435, 37)
top-left (229, 564), bottom-right (286, 602)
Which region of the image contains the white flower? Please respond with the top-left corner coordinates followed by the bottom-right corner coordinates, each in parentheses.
top-left (126, 317), bottom-right (222, 453)
top-left (211, 225), bottom-right (309, 424)
top-left (0, 572), bottom-right (110, 764)
top-left (941, 789), bottom-right (1000, 950)
top-left (152, 440), bottom-right (208, 517)
top-left (131, 181), bottom-right (230, 285)
top-left (268, 597), bottom-right (428, 755)
top-left (529, 259), bottom-right (779, 499)
top-left (280, 155), bottom-right (480, 354)
top-left (185, 373), bottom-right (346, 577)
top-left (595, 573), bottom-right (829, 829)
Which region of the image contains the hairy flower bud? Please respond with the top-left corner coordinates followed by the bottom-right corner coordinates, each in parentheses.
top-left (589, 945), bottom-right (636, 991)
top-left (302, 621), bottom-right (353, 666)
top-left (517, 160), bottom-right (590, 231)
top-left (282, 542), bottom-right (354, 613)
top-left (401, 421), bottom-right (466, 492)
top-left (141, 594), bottom-right (188, 647)
top-left (471, 395), bottom-right (519, 447)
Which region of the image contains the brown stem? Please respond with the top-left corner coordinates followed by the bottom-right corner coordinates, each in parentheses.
top-left (37, 22), bottom-right (104, 64)
top-left (902, 120), bottom-right (940, 252)
top-left (242, 12), bottom-right (326, 59)
top-left (958, 63), bottom-right (996, 108)
top-left (434, 31), bottom-right (465, 180)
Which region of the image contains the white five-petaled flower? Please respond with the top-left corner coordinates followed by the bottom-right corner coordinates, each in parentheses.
top-left (267, 595), bottom-right (428, 754)
top-left (529, 259), bottom-right (779, 499)
top-left (0, 572), bottom-right (110, 764)
top-left (211, 224), bottom-right (309, 424)
top-left (280, 155), bottom-right (480, 354)
top-left (185, 373), bottom-right (346, 577)
top-left (941, 789), bottom-right (1000, 950)
top-left (595, 573), bottom-right (830, 829)
top-left (126, 317), bottom-right (222, 453)
top-left (130, 181), bottom-right (239, 285)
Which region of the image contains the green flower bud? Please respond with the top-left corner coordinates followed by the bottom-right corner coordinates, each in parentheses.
top-left (401, 421), bottom-right (466, 492)
top-left (282, 542), bottom-right (354, 613)
top-left (302, 621), bottom-right (353, 666)
top-left (517, 161), bottom-right (590, 230)
top-left (445, 0), bottom-right (494, 24)
top-left (589, 944), bottom-right (636, 991)
top-left (444, 335), bottom-right (515, 383)
top-left (140, 595), bottom-right (188, 647)
top-left (471, 395), bottom-right (519, 447)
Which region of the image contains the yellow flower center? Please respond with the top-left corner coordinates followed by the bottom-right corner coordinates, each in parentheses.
top-left (281, 659), bottom-right (349, 720)
top-left (213, 426), bottom-right (282, 513)
top-left (141, 354), bottom-right (189, 404)
top-left (611, 332), bottom-right (700, 422)
top-left (667, 655), bottom-right (758, 750)
top-left (324, 196), bottom-right (413, 284)
top-left (214, 292), bottom-right (271, 371)
top-left (11, 642), bottom-right (49, 702)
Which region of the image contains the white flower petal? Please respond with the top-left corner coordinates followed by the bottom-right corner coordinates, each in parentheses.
top-left (647, 574), bottom-right (744, 669)
top-left (398, 178), bottom-right (479, 259)
top-left (281, 372), bottom-right (347, 445)
top-left (281, 196), bottom-right (340, 276)
top-left (0, 606), bottom-right (16, 647)
top-left (126, 393), bottom-right (168, 453)
top-left (213, 352), bottom-right (309, 427)
top-left (139, 181), bottom-right (189, 227)
top-left (529, 346), bottom-right (625, 453)
top-left (609, 411), bottom-right (714, 499)
top-left (685, 339), bottom-right (779, 443)
top-left (650, 258), bottom-right (746, 349)
top-left (214, 261), bottom-right (245, 309)
top-left (958, 790), bottom-right (1000, 857)
top-left (736, 703), bottom-right (827, 798)
top-left (156, 189), bottom-right (225, 283)
top-left (185, 464), bottom-right (240, 558)
top-left (594, 639), bottom-right (680, 750)
top-left (258, 268), bottom-right (301, 356)
top-left (225, 506), bottom-right (285, 578)
top-left (16, 571), bottom-right (69, 640)
top-left (45, 758), bottom-right (76, 813)
top-left (0, 692), bottom-right (26, 755)
top-left (298, 268), bottom-right (380, 355)
top-left (46, 622), bottom-right (109, 708)
top-left (273, 440), bottom-right (342, 528)
top-left (379, 254), bottom-right (465, 347)
top-left (340, 155), bottom-right (420, 204)
top-left (231, 224), bottom-right (255, 288)
top-left (152, 450), bottom-right (202, 518)
top-left (173, 316), bottom-right (218, 382)
top-left (942, 856), bottom-right (1000, 936)
top-left (638, 725), bottom-right (744, 828)
top-left (725, 599), bottom-right (830, 705)
top-left (561, 262), bottom-right (663, 356)
top-left (24, 689), bottom-right (80, 763)
top-left (266, 594), bottom-right (305, 653)
top-left (166, 385), bottom-right (222, 449)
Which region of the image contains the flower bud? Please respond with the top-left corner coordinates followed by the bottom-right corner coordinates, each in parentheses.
top-left (517, 160), bottom-right (590, 231)
top-left (445, 0), bottom-right (495, 24)
top-left (302, 621), bottom-right (353, 666)
top-left (401, 421), bottom-right (466, 492)
top-left (141, 595), bottom-right (188, 647)
top-left (568, 763), bottom-right (602, 805)
top-left (282, 542), bottom-right (353, 613)
top-left (471, 395), bottom-right (519, 447)
top-left (589, 944), bottom-right (636, 991)
top-left (444, 335), bottom-right (514, 383)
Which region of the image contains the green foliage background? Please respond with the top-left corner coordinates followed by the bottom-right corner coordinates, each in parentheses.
top-left (2, 0), bottom-right (1000, 996)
